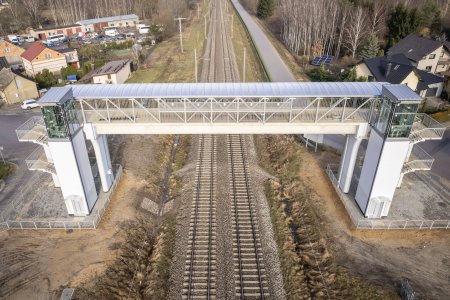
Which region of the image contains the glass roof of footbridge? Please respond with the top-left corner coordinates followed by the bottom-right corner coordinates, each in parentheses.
top-left (38, 82), bottom-right (422, 103)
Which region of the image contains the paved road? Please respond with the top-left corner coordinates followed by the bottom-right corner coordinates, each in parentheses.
top-left (231, 0), bottom-right (296, 82)
top-left (420, 128), bottom-right (450, 182)
top-left (0, 107), bottom-right (40, 163)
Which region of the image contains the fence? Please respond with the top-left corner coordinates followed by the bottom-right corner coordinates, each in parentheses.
top-left (326, 164), bottom-right (450, 230)
top-left (0, 165), bottom-right (122, 231)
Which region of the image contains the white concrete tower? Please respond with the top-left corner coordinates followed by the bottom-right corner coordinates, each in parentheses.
top-left (355, 85), bottom-right (422, 218)
top-left (40, 88), bottom-right (97, 216)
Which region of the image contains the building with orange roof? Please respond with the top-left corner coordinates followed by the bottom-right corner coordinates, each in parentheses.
top-left (21, 42), bottom-right (68, 77)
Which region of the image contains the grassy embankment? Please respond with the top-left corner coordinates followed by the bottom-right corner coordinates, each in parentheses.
top-left (254, 135), bottom-right (399, 299)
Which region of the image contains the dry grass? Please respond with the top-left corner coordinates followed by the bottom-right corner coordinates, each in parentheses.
top-left (127, 3), bottom-right (209, 84)
top-left (431, 108), bottom-right (450, 123)
top-left (254, 135), bottom-right (399, 299)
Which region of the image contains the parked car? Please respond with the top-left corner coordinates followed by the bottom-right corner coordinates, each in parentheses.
top-left (21, 99), bottom-right (39, 110)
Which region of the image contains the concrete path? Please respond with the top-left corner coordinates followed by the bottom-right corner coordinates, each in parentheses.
top-left (231, 0), bottom-right (296, 82)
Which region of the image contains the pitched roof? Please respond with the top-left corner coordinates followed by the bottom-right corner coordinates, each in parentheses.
top-left (388, 34), bottom-right (443, 62)
top-left (360, 54), bottom-right (445, 90)
top-left (0, 68), bottom-right (15, 90)
top-left (91, 59), bottom-right (131, 76)
top-left (56, 48), bottom-right (77, 54)
top-left (0, 40), bottom-right (25, 54)
top-left (363, 54), bottom-right (416, 84)
top-left (77, 14), bottom-right (138, 26)
top-left (21, 42), bottom-right (47, 61)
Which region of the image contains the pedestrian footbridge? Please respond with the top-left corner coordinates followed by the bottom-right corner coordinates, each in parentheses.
top-left (16, 82), bottom-right (445, 219)
top-left (37, 82), bottom-right (396, 135)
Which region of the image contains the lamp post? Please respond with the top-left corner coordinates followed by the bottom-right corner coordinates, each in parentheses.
top-left (0, 146), bottom-right (4, 163)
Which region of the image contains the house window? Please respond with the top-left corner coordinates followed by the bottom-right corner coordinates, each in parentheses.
top-left (441, 51), bottom-right (444, 57)
top-left (394, 65), bottom-right (400, 70)
top-left (3, 47), bottom-right (10, 53)
top-left (107, 74), bottom-right (111, 79)
top-left (425, 66), bottom-right (432, 72)
top-left (45, 53), bottom-right (52, 59)
top-left (429, 54), bottom-right (436, 59)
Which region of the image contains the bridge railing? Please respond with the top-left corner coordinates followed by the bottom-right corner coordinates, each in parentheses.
top-left (325, 164), bottom-right (450, 230)
top-left (410, 113), bottom-right (446, 142)
top-left (0, 165), bottom-right (123, 231)
top-left (77, 96), bottom-right (377, 124)
top-left (16, 116), bottom-right (46, 141)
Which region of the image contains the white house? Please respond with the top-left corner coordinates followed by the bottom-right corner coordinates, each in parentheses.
top-left (387, 34), bottom-right (450, 74)
top-left (89, 59), bottom-right (132, 84)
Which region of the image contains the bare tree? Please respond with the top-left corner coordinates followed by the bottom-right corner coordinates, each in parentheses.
top-left (22, 0), bottom-right (42, 26)
top-left (344, 6), bottom-right (368, 58)
top-left (369, 2), bottom-right (386, 38)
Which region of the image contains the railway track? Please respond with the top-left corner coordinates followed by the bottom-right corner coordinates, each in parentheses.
top-left (183, 135), bottom-right (217, 299)
top-left (228, 134), bottom-right (269, 299)
top-left (183, 0), bottom-right (268, 298)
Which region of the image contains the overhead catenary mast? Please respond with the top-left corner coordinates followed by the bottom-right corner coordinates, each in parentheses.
top-left (174, 17), bottom-right (187, 53)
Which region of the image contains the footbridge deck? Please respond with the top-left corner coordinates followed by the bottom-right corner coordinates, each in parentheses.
top-left (38, 82), bottom-right (419, 135)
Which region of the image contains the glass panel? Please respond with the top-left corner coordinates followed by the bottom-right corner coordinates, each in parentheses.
top-left (374, 99), bottom-right (392, 136)
top-left (64, 100), bottom-right (81, 135)
top-left (388, 103), bottom-right (419, 138)
top-left (41, 106), bottom-right (69, 139)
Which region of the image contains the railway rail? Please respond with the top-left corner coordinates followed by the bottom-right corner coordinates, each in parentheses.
top-left (183, 0), bottom-right (268, 298)
top-left (228, 134), bottom-right (269, 298)
top-left (183, 135), bottom-right (217, 299)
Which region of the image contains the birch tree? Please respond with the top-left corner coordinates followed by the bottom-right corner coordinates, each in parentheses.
top-left (344, 6), bottom-right (368, 58)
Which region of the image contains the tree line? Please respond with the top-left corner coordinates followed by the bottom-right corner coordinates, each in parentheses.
top-left (247, 0), bottom-right (450, 60)
top-left (0, 0), bottom-right (198, 36)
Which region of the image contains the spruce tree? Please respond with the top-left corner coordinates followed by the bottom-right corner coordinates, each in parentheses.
top-left (257, 0), bottom-right (274, 19)
top-left (360, 34), bottom-right (380, 59)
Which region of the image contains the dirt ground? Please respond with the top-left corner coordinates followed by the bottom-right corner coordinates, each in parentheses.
top-left (0, 135), bottom-right (165, 299)
top-left (299, 148), bottom-right (450, 299)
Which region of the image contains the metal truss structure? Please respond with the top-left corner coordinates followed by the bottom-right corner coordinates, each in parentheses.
top-left (77, 96), bottom-right (377, 125)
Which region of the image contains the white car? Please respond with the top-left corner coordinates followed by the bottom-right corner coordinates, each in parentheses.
top-left (21, 99), bottom-right (39, 110)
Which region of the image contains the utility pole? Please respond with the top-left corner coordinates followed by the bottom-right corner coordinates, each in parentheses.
top-left (229, 14), bottom-right (234, 38)
top-left (243, 48), bottom-right (246, 82)
top-left (174, 17), bottom-right (186, 53)
top-left (194, 48), bottom-right (198, 83)
top-left (204, 15), bottom-right (207, 39)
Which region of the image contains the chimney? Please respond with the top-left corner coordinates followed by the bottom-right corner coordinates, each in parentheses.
top-left (386, 62), bottom-right (392, 78)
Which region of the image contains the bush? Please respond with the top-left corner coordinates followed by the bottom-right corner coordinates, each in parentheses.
top-left (61, 65), bottom-right (78, 81)
top-left (35, 69), bottom-right (57, 88)
top-left (0, 162), bottom-right (14, 180)
top-left (308, 64), bottom-right (366, 82)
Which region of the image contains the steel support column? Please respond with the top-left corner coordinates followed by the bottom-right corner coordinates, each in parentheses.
top-left (338, 135), bottom-right (362, 193)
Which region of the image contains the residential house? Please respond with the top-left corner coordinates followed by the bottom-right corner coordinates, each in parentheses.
top-left (0, 68), bottom-right (39, 104)
top-left (56, 48), bottom-right (80, 69)
top-left (387, 34), bottom-right (450, 74)
top-left (355, 53), bottom-right (445, 98)
top-left (21, 42), bottom-right (67, 77)
top-left (82, 59), bottom-right (132, 84)
top-left (76, 14), bottom-right (139, 32)
top-left (0, 40), bottom-right (25, 69)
